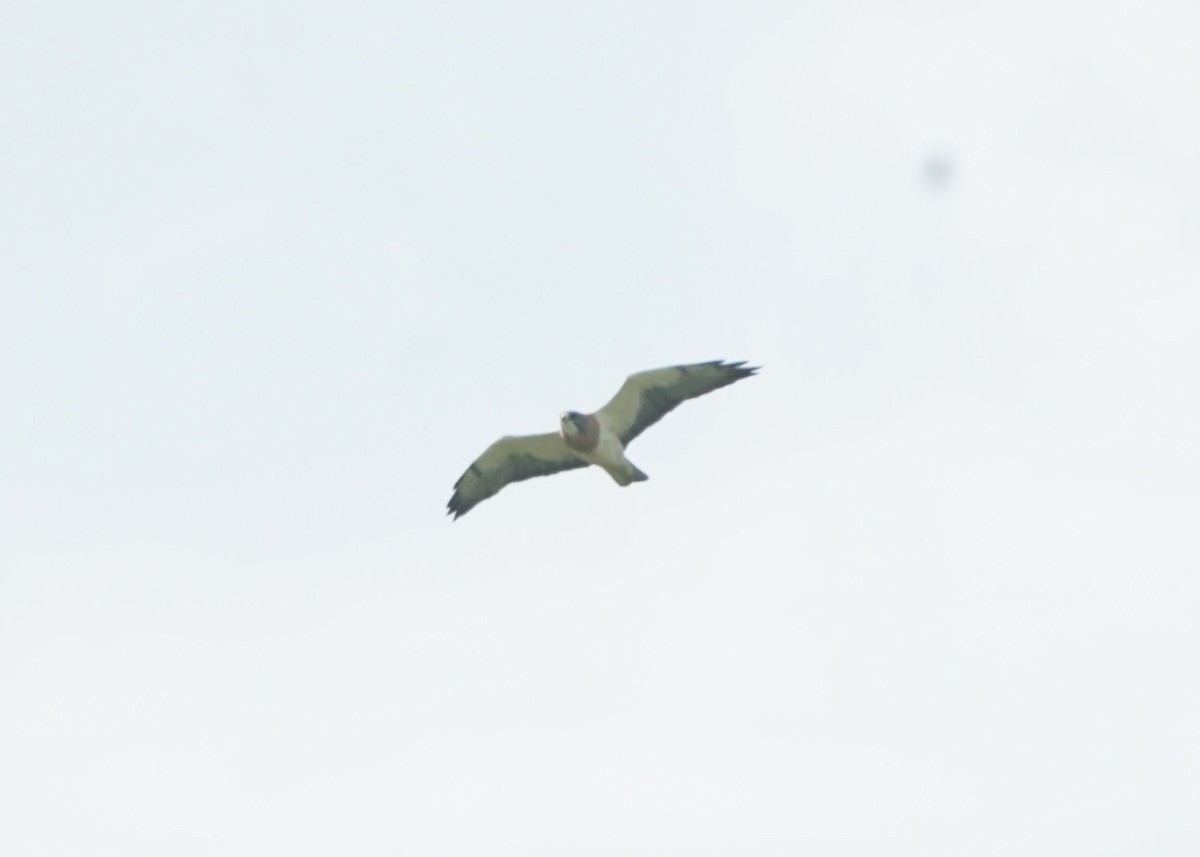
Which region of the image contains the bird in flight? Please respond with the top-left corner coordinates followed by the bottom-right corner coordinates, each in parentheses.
top-left (446, 360), bottom-right (758, 519)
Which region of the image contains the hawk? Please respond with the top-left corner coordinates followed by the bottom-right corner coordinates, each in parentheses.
top-left (447, 360), bottom-right (758, 519)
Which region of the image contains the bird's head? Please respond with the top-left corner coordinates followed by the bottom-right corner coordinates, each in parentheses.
top-left (559, 411), bottom-right (585, 436)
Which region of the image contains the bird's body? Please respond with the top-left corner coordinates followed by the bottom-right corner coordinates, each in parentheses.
top-left (560, 412), bottom-right (648, 486)
top-left (446, 359), bottom-right (758, 519)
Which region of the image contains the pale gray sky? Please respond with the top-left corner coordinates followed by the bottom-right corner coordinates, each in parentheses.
top-left (2, 2), bottom-right (1198, 854)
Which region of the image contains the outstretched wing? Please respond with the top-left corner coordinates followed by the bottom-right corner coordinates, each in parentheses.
top-left (596, 360), bottom-right (759, 446)
top-left (447, 433), bottom-right (589, 519)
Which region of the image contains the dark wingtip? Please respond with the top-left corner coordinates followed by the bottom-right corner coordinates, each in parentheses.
top-left (719, 359), bottom-right (760, 378)
top-left (696, 359), bottom-right (759, 375)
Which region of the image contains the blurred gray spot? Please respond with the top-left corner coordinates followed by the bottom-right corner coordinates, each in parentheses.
top-left (922, 153), bottom-right (955, 190)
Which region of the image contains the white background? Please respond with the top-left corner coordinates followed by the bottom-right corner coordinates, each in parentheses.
top-left (3, 2), bottom-right (1198, 854)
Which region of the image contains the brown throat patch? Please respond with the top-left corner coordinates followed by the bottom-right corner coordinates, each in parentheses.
top-left (562, 413), bottom-right (601, 454)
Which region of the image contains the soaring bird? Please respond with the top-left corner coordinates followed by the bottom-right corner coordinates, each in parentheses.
top-left (446, 360), bottom-right (758, 519)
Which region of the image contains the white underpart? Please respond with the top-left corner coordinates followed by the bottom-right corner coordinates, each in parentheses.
top-left (580, 422), bottom-right (636, 482)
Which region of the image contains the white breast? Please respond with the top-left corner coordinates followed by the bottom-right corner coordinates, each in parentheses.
top-left (587, 423), bottom-right (628, 468)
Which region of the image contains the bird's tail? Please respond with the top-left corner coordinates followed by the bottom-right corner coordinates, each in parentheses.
top-left (611, 461), bottom-right (649, 486)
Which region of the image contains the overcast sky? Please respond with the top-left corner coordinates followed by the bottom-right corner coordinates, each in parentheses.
top-left (3, 2), bottom-right (1198, 854)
